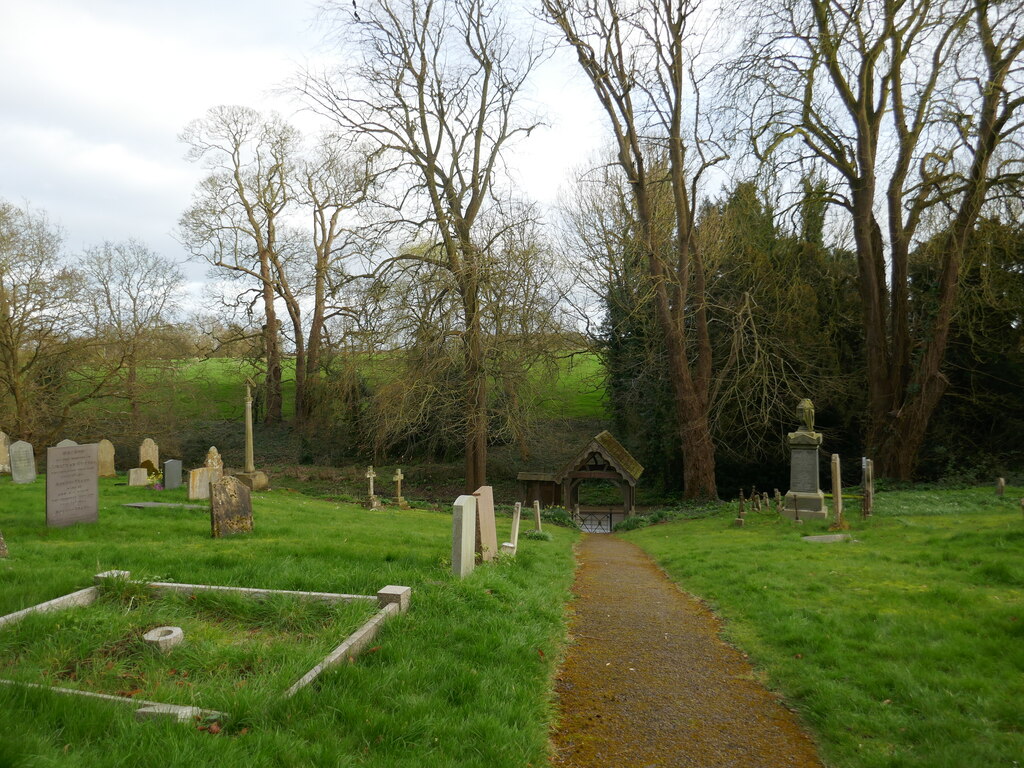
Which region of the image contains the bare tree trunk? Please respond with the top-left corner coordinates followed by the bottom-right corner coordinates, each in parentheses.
top-left (260, 255), bottom-right (282, 424)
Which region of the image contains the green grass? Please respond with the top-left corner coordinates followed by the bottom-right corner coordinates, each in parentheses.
top-left (625, 486), bottom-right (1024, 768)
top-left (0, 476), bottom-right (578, 767)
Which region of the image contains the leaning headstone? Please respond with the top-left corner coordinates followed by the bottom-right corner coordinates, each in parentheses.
top-left (533, 499), bottom-right (542, 532)
top-left (996, 477), bottom-right (1006, 497)
top-left (97, 439), bottom-right (116, 477)
top-left (783, 398), bottom-right (827, 520)
top-left (128, 468), bottom-right (149, 487)
top-left (188, 466), bottom-right (222, 501)
top-left (0, 530), bottom-right (8, 558)
top-left (9, 441), bottom-right (36, 484)
top-left (452, 495), bottom-right (477, 578)
top-left (139, 438), bottom-right (159, 469)
top-left (56, 439), bottom-right (77, 447)
top-left (473, 485), bottom-right (499, 562)
top-left (163, 460), bottom-right (182, 490)
top-left (46, 443), bottom-right (99, 528)
top-left (0, 431), bottom-right (9, 473)
top-left (210, 476), bottom-right (253, 538)
top-left (502, 502), bottom-right (523, 555)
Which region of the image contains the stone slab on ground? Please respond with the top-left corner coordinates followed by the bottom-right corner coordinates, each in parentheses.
top-left (551, 535), bottom-right (824, 768)
top-left (122, 502), bottom-right (205, 509)
top-left (802, 534), bottom-right (854, 543)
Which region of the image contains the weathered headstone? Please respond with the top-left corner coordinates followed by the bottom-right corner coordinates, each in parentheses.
top-left (56, 439), bottom-right (77, 447)
top-left (533, 499), bottom-right (542, 532)
top-left (163, 459), bottom-right (182, 490)
top-left (502, 502), bottom-right (523, 555)
top-left (996, 477), bottom-right (1006, 497)
top-left (128, 468), bottom-right (149, 486)
top-left (783, 398), bottom-right (827, 520)
top-left (210, 475), bottom-right (253, 538)
top-left (473, 485), bottom-right (499, 562)
top-left (46, 443), bottom-right (99, 528)
top-left (0, 431), bottom-right (9, 473)
top-left (365, 466), bottom-right (381, 509)
top-left (831, 453), bottom-right (844, 527)
top-left (97, 439), bottom-right (116, 477)
top-left (393, 468), bottom-right (409, 509)
top-left (188, 466), bottom-right (222, 500)
top-left (139, 438), bottom-right (159, 469)
top-left (0, 530), bottom-right (8, 558)
top-left (205, 447), bottom-right (223, 470)
top-left (9, 441), bottom-right (36, 484)
top-left (452, 494), bottom-right (477, 578)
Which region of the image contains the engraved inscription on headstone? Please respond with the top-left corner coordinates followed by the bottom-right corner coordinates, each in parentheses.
top-left (163, 459), bottom-right (182, 490)
top-left (10, 441), bottom-right (36, 484)
top-left (46, 444), bottom-right (99, 528)
top-left (210, 475), bottom-right (253, 538)
top-left (97, 439), bottom-right (116, 477)
top-left (790, 451), bottom-right (819, 493)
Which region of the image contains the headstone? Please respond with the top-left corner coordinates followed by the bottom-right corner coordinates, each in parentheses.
top-left (0, 530), bottom-right (8, 558)
top-left (205, 447), bottom-right (223, 470)
top-left (128, 468), bottom-right (149, 486)
top-left (9, 441), bottom-right (36, 484)
top-left (473, 485), bottom-right (499, 562)
top-left (996, 477), bottom-right (1006, 497)
top-left (188, 466), bottom-right (222, 500)
top-left (163, 459), bottom-right (182, 490)
top-left (139, 438), bottom-right (159, 469)
top-left (452, 495), bottom-right (477, 578)
top-left (97, 439), bottom-right (116, 477)
top-left (210, 475), bottom-right (253, 538)
top-left (783, 398), bottom-right (827, 520)
top-left (56, 439), bottom-right (77, 447)
top-left (365, 465), bottom-right (380, 509)
top-left (533, 499), bottom-right (542, 532)
top-left (393, 468), bottom-right (409, 508)
top-left (45, 443), bottom-right (99, 528)
top-left (0, 431), bottom-right (9, 473)
top-left (502, 502), bottom-right (523, 555)
top-left (831, 454), bottom-right (844, 527)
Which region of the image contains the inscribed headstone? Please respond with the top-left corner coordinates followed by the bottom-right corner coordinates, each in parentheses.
top-left (205, 447), bottom-right (223, 470)
top-left (139, 438), bottom-right (159, 469)
top-left (46, 443), bottom-right (99, 528)
top-left (473, 485), bottom-right (498, 562)
top-left (56, 439), bottom-right (77, 447)
top-left (782, 399), bottom-right (827, 520)
top-left (0, 431), bottom-right (9, 473)
top-left (210, 475), bottom-right (253, 537)
top-left (10, 441), bottom-right (36, 484)
top-left (188, 466), bottom-right (222, 500)
top-left (128, 468), bottom-right (149, 487)
top-left (452, 495), bottom-right (477, 578)
top-left (163, 459), bottom-right (182, 490)
top-left (97, 439), bottom-right (116, 477)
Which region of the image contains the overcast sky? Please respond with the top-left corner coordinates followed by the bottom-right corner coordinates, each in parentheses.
top-left (0, 0), bottom-right (605, 286)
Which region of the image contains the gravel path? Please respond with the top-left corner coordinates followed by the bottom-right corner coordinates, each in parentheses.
top-left (551, 534), bottom-right (824, 768)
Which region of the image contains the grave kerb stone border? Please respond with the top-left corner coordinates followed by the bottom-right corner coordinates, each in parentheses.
top-left (0, 571), bottom-right (411, 724)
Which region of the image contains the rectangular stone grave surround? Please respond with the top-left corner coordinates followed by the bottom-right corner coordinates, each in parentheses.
top-left (473, 485), bottom-right (499, 562)
top-left (210, 475), bottom-right (253, 537)
top-left (10, 441), bottom-right (36, 484)
top-left (0, 571), bottom-right (410, 724)
top-left (163, 459), bottom-right (182, 490)
top-left (128, 468), bottom-right (149, 487)
top-left (46, 444), bottom-right (99, 528)
top-left (452, 494), bottom-right (477, 578)
top-left (97, 439), bottom-right (116, 477)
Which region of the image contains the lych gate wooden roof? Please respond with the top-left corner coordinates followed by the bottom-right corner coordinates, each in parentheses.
top-left (555, 431), bottom-right (644, 486)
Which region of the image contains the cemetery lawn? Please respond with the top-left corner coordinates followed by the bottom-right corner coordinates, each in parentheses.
top-left (626, 486), bottom-right (1024, 768)
top-left (0, 477), bottom-right (578, 768)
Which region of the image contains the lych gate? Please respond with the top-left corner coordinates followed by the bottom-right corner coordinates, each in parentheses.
top-left (518, 431), bottom-right (643, 533)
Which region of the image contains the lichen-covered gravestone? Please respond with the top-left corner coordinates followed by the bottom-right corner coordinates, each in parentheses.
top-left (46, 443), bottom-right (99, 528)
top-left (205, 446), bottom-right (223, 470)
top-left (163, 459), bottom-right (182, 490)
top-left (139, 438), bottom-right (159, 469)
top-left (0, 431), bottom-right (9, 474)
top-left (10, 441), bottom-right (36, 484)
top-left (97, 439), bottom-right (116, 477)
top-left (210, 476), bottom-right (253, 538)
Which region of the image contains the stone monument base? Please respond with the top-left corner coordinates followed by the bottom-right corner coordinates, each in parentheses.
top-left (234, 470), bottom-right (269, 492)
top-left (782, 490), bottom-right (828, 520)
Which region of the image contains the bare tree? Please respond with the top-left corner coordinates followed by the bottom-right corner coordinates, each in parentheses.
top-left (299, 0), bottom-right (545, 490)
top-left (543, 0), bottom-right (728, 498)
top-left (738, 0), bottom-right (1024, 478)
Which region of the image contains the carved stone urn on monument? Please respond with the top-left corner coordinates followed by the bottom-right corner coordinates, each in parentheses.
top-left (782, 398), bottom-right (828, 520)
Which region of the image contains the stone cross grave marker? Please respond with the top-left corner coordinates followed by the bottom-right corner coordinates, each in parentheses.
top-left (393, 468), bottom-right (409, 508)
top-left (0, 430), bottom-right (9, 473)
top-left (10, 441), bottom-right (36, 484)
top-left (139, 438), bottom-right (158, 469)
top-left (533, 499), bottom-right (542, 532)
top-left (46, 443), bottom-right (99, 528)
top-left (128, 468), bottom-right (149, 486)
top-left (205, 446), bottom-right (223, 470)
top-left (473, 485), bottom-right (499, 562)
top-left (97, 439), bottom-right (115, 477)
top-left (502, 502), bottom-right (522, 555)
top-left (210, 475), bottom-right (253, 538)
top-left (0, 530), bottom-right (7, 558)
top-left (452, 494), bottom-right (477, 578)
top-left (365, 466), bottom-right (381, 509)
top-left (56, 439), bottom-right (77, 447)
top-left (163, 459), bottom-right (182, 490)
top-left (783, 398), bottom-right (827, 520)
